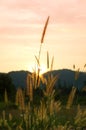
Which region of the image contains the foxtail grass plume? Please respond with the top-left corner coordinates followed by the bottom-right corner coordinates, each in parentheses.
top-left (16, 88), bottom-right (25, 110)
top-left (44, 74), bottom-right (58, 97)
top-left (41, 16), bottom-right (50, 44)
top-left (75, 104), bottom-right (86, 126)
top-left (26, 74), bottom-right (31, 96)
top-left (32, 72), bottom-right (37, 89)
top-left (66, 87), bottom-right (76, 109)
top-left (38, 101), bottom-right (47, 120)
top-left (26, 74), bottom-right (33, 101)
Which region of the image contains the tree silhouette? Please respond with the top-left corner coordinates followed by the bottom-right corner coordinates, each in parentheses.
top-left (0, 73), bottom-right (16, 101)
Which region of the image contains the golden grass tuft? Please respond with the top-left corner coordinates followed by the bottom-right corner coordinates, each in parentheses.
top-left (27, 74), bottom-right (33, 101)
top-left (66, 87), bottom-right (76, 109)
top-left (75, 105), bottom-right (86, 127)
top-left (44, 74), bottom-right (58, 96)
top-left (15, 88), bottom-right (25, 110)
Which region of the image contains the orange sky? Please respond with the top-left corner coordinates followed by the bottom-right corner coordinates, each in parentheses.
top-left (0, 0), bottom-right (86, 73)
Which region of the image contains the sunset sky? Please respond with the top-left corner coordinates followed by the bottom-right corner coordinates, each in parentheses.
top-left (0, 0), bottom-right (86, 73)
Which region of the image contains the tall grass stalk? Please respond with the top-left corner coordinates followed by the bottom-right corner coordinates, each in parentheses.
top-left (35, 16), bottom-right (50, 68)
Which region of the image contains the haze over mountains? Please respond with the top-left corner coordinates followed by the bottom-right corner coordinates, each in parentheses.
top-left (7, 69), bottom-right (86, 90)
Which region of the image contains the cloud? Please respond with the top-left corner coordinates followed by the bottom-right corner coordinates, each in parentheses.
top-left (0, 0), bottom-right (86, 25)
top-left (0, 0), bottom-right (86, 45)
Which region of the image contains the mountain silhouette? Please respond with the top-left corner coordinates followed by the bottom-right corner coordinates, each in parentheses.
top-left (8, 70), bottom-right (31, 88)
top-left (5, 69), bottom-right (86, 90)
top-left (43, 69), bottom-right (86, 90)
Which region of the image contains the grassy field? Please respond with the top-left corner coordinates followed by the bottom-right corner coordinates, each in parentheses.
top-left (0, 16), bottom-right (86, 130)
top-left (0, 99), bottom-right (86, 130)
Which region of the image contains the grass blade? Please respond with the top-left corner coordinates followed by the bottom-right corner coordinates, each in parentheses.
top-left (51, 56), bottom-right (54, 70)
top-left (47, 51), bottom-right (49, 69)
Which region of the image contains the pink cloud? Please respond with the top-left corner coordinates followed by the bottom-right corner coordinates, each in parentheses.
top-left (0, 0), bottom-right (86, 39)
top-left (0, 0), bottom-right (86, 25)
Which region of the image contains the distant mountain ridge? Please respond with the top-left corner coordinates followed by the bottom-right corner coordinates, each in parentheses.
top-left (44, 69), bottom-right (86, 90)
top-left (2, 69), bottom-right (86, 89)
top-left (8, 70), bottom-right (31, 88)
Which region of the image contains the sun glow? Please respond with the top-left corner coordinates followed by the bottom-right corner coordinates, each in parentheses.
top-left (35, 64), bottom-right (48, 75)
top-left (27, 63), bottom-right (48, 75)
top-left (39, 64), bottom-right (48, 75)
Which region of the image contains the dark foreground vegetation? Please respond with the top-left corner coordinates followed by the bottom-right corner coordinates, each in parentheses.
top-left (0, 72), bottom-right (86, 130)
